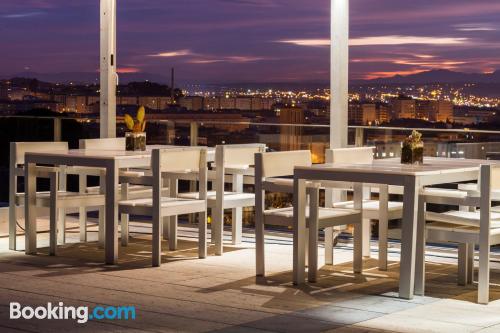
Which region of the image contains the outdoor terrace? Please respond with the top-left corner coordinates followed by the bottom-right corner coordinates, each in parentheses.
top-left (1, 214), bottom-right (500, 332)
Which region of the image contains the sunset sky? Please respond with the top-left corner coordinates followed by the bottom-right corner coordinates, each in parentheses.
top-left (1, 0), bottom-right (499, 83)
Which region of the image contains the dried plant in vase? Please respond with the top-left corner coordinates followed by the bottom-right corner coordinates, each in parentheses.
top-left (124, 106), bottom-right (147, 151)
top-left (401, 130), bottom-right (424, 164)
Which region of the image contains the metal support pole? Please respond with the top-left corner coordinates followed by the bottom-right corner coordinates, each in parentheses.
top-left (330, 0), bottom-right (349, 148)
top-left (100, 0), bottom-right (117, 138)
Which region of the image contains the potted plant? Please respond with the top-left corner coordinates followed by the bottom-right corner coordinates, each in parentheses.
top-left (124, 106), bottom-right (147, 151)
top-left (401, 130), bottom-right (424, 164)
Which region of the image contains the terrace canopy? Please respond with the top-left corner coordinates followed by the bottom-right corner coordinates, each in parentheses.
top-left (99, 0), bottom-right (349, 148)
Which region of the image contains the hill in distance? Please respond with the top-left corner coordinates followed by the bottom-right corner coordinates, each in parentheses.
top-left (360, 69), bottom-right (500, 85)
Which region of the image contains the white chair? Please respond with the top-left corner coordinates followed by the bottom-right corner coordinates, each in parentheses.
top-left (79, 137), bottom-right (166, 245)
top-left (325, 147), bottom-right (404, 270)
top-left (255, 150), bottom-right (363, 282)
top-left (179, 144), bottom-right (266, 255)
top-left (9, 142), bottom-right (105, 254)
top-left (118, 147), bottom-right (208, 266)
top-left (423, 164), bottom-right (500, 304)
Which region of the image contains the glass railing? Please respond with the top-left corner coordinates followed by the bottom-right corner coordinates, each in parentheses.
top-left (3, 115), bottom-right (500, 216)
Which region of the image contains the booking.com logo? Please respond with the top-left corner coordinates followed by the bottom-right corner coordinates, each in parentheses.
top-left (10, 302), bottom-right (136, 324)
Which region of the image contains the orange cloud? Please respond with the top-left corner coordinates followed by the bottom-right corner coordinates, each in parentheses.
top-left (117, 67), bottom-right (141, 74)
top-left (364, 70), bottom-right (426, 80)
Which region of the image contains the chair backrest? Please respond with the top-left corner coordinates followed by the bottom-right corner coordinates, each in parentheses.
top-left (482, 164), bottom-right (500, 192)
top-left (257, 150), bottom-right (312, 178)
top-left (153, 147), bottom-right (207, 173)
top-left (151, 147), bottom-right (208, 200)
top-left (11, 142), bottom-right (68, 166)
top-left (79, 137), bottom-right (126, 150)
top-left (216, 143), bottom-right (266, 168)
top-left (326, 147), bottom-right (375, 164)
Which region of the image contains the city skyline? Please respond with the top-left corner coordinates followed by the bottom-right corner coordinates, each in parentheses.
top-left (1, 0), bottom-right (500, 83)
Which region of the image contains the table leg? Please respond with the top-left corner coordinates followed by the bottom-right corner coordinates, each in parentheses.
top-left (24, 162), bottom-right (37, 255)
top-left (232, 174), bottom-right (243, 245)
top-left (414, 197), bottom-right (426, 295)
top-left (105, 161), bottom-right (119, 265)
top-left (79, 174), bottom-right (87, 242)
top-left (399, 176), bottom-right (419, 299)
top-left (121, 182), bottom-right (129, 246)
top-left (293, 177), bottom-right (307, 285)
top-left (378, 184), bottom-right (389, 271)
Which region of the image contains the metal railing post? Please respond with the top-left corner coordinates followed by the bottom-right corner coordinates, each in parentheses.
top-left (190, 122), bottom-right (199, 146)
top-left (166, 121), bottom-right (175, 144)
top-left (354, 127), bottom-right (364, 147)
top-left (53, 117), bottom-right (62, 142)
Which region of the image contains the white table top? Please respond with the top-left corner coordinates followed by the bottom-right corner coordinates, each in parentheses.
top-left (296, 157), bottom-right (498, 177)
top-left (25, 145), bottom-right (215, 162)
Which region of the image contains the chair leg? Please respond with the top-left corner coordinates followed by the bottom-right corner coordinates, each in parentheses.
top-left (458, 243), bottom-right (469, 286)
top-left (57, 208), bottom-right (66, 245)
top-left (98, 207), bottom-right (105, 248)
top-left (213, 207), bottom-right (224, 256)
top-left (162, 216), bottom-right (169, 240)
top-left (362, 219), bottom-right (371, 258)
top-left (231, 207), bottom-right (242, 245)
top-left (307, 197), bottom-right (319, 282)
top-left (467, 243), bottom-right (474, 285)
top-left (152, 214), bottom-right (162, 267)
top-left (255, 219), bottom-right (265, 277)
top-left (120, 213), bottom-right (129, 246)
top-left (49, 204), bottom-right (57, 256)
top-left (324, 227), bottom-right (334, 266)
top-left (378, 218), bottom-right (388, 271)
top-left (79, 208), bottom-right (87, 242)
top-left (49, 173), bottom-right (58, 256)
top-left (168, 216), bottom-right (178, 251)
top-left (8, 203), bottom-right (17, 251)
top-left (478, 243), bottom-right (490, 304)
top-left (353, 222), bottom-right (363, 274)
top-left (199, 211), bottom-right (207, 259)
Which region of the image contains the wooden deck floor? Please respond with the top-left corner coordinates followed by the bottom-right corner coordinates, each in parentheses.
top-left (1, 218), bottom-right (500, 333)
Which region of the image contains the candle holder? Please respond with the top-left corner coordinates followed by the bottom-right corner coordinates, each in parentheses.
top-left (401, 130), bottom-right (424, 165)
top-left (124, 106), bottom-right (147, 151)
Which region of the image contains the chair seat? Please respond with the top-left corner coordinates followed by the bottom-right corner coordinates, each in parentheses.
top-left (421, 187), bottom-right (469, 199)
top-left (178, 191), bottom-right (255, 208)
top-left (119, 197), bottom-right (206, 216)
top-left (333, 199), bottom-right (403, 212)
top-left (263, 206), bottom-right (360, 227)
top-left (86, 184), bottom-right (166, 198)
top-left (426, 211), bottom-right (500, 229)
top-left (16, 191), bottom-right (104, 207)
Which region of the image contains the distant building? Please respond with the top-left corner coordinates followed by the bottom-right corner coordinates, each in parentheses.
top-left (377, 104), bottom-right (390, 123)
top-left (202, 96), bottom-right (273, 111)
top-left (392, 98), bottom-right (416, 119)
top-left (349, 103), bottom-right (377, 125)
top-left (279, 107), bottom-right (304, 151)
top-left (416, 100), bottom-right (453, 122)
top-left (178, 96), bottom-right (204, 111)
top-left (0, 99), bottom-right (62, 114)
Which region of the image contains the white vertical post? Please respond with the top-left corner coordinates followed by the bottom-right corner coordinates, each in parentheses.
top-left (100, 0), bottom-right (117, 138)
top-left (330, 0), bottom-right (349, 148)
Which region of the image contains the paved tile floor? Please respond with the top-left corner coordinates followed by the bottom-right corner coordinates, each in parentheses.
top-left (0, 217), bottom-right (500, 333)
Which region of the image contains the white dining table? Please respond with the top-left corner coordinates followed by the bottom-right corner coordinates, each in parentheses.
top-left (293, 157), bottom-right (497, 299)
top-left (24, 145), bottom-right (215, 265)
